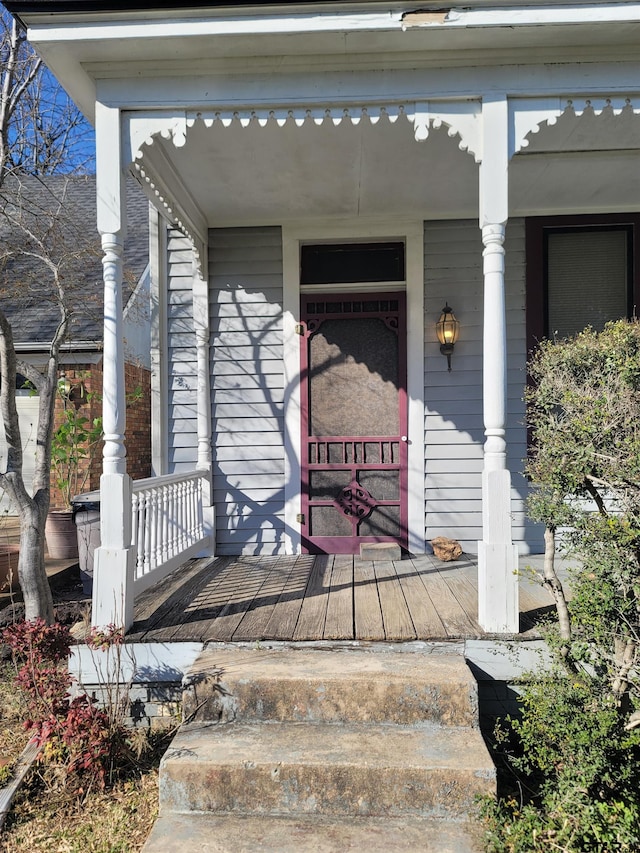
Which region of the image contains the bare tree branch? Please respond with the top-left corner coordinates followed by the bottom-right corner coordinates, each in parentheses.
top-left (0, 9), bottom-right (96, 621)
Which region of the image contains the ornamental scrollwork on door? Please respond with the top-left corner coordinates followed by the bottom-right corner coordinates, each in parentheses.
top-left (335, 481), bottom-right (376, 520)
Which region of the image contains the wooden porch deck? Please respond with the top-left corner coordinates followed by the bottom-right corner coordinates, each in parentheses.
top-left (128, 553), bottom-right (557, 643)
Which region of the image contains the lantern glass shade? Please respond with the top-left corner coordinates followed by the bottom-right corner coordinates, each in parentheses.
top-left (436, 304), bottom-right (460, 348)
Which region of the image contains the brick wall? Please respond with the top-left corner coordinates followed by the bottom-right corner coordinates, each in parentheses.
top-left (50, 361), bottom-right (151, 507)
top-left (123, 362), bottom-right (152, 483)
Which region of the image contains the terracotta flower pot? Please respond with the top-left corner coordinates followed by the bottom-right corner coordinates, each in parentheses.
top-left (45, 510), bottom-right (79, 560)
top-left (0, 544), bottom-right (20, 592)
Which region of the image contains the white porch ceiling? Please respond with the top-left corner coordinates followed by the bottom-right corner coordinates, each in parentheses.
top-left (139, 107), bottom-right (640, 227)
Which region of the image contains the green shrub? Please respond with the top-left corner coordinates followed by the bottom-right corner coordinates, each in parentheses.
top-left (483, 321), bottom-right (640, 851)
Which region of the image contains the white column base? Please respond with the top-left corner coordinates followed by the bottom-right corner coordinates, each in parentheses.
top-left (198, 504), bottom-right (216, 558)
top-left (477, 542), bottom-right (519, 633)
top-left (92, 545), bottom-right (136, 631)
top-left (478, 467), bottom-right (519, 633)
top-left (94, 471), bottom-right (134, 630)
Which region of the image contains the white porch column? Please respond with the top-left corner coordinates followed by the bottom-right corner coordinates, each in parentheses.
top-left (193, 252), bottom-right (215, 553)
top-left (92, 102), bottom-right (136, 631)
top-left (477, 95), bottom-right (519, 633)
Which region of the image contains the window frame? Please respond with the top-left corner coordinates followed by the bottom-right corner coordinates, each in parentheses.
top-left (525, 213), bottom-right (640, 356)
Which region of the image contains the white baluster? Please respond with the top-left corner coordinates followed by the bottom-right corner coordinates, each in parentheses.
top-left (180, 481), bottom-right (188, 551)
top-left (185, 478), bottom-right (194, 546)
top-left (138, 492), bottom-right (148, 576)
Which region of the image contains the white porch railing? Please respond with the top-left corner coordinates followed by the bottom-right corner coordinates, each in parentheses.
top-left (91, 468), bottom-right (215, 630)
top-left (131, 469), bottom-right (214, 596)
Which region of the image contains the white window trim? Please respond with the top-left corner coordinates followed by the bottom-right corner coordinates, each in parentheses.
top-left (282, 219), bottom-right (425, 555)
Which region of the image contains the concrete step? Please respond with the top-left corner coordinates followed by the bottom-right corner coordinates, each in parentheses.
top-left (142, 812), bottom-right (483, 853)
top-left (182, 643), bottom-right (479, 727)
top-left (159, 720), bottom-right (495, 818)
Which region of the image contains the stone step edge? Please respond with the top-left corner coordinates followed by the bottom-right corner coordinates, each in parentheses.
top-left (183, 645), bottom-right (479, 727)
top-left (182, 675), bottom-right (479, 726)
top-left (164, 719), bottom-right (494, 769)
top-left (142, 811), bottom-right (484, 853)
top-left (159, 721), bottom-right (495, 818)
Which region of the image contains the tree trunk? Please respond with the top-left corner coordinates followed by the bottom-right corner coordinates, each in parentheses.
top-left (541, 525), bottom-right (574, 663)
top-left (18, 502), bottom-right (53, 623)
top-left (0, 309), bottom-right (56, 623)
top-left (612, 637), bottom-right (637, 704)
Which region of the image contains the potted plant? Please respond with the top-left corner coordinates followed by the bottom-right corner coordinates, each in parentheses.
top-left (45, 378), bottom-right (102, 560)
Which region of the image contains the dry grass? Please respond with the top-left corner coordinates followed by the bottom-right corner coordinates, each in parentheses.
top-left (0, 662), bottom-right (162, 853)
top-left (0, 662), bottom-right (30, 785)
top-left (1, 770), bottom-right (159, 852)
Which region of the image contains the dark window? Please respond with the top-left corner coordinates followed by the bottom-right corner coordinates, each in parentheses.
top-left (546, 226), bottom-right (631, 338)
top-left (526, 214), bottom-right (640, 351)
top-left (300, 242), bottom-right (405, 285)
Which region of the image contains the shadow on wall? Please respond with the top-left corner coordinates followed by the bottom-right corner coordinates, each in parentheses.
top-left (206, 221), bottom-right (542, 557)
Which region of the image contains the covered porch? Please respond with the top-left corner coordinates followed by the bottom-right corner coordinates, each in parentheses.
top-left (126, 552), bottom-right (564, 644)
top-left (16, 1), bottom-right (640, 638)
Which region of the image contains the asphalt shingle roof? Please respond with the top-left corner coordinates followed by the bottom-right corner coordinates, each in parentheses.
top-left (0, 174), bottom-right (149, 345)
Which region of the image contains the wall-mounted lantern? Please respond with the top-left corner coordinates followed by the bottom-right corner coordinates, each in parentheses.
top-left (436, 303), bottom-right (460, 371)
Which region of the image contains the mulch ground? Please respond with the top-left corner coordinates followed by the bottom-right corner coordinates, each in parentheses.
top-left (0, 564), bottom-right (90, 644)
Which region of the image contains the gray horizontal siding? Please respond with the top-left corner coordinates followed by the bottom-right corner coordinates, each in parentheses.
top-left (210, 226), bottom-right (285, 556)
top-left (424, 218), bottom-right (541, 554)
top-left (166, 229), bottom-right (198, 474)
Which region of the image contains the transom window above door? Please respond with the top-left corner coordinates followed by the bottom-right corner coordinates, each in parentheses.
top-left (300, 241), bottom-right (405, 286)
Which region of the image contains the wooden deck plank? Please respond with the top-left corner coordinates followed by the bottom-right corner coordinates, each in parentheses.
top-left (163, 557), bottom-right (254, 642)
top-left (323, 555), bottom-right (354, 640)
top-left (519, 579), bottom-right (554, 612)
top-left (436, 562), bottom-right (483, 633)
top-left (132, 556), bottom-right (225, 625)
top-left (220, 557), bottom-right (290, 641)
top-left (261, 555), bottom-right (318, 640)
top-left (292, 555), bottom-right (333, 641)
top-left (129, 553), bottom-right (559, 645)
top-left (408, 556), bottom-right (479, 637)
top-left (353, 558), bottom-right (385, 641)
top-left (373, 560), bottom-right (416, 641)
top-left (518, 582), bottom-right (556, 632)
top-left (129, 556), bottom-right (232, 642)
top-left (394, 558), bottom-right (448, 639)
top-left (205, 557), bottom-right (288, 642)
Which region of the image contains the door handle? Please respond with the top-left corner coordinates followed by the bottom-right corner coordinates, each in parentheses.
top-left (401, 435), bottom-right (408, 442)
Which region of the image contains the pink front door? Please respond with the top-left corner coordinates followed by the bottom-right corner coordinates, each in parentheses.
top-left (300, 293), bottom-right (408, 554)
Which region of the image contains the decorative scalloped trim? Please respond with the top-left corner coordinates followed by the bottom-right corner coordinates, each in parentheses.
top-left (513, 95), bottom-right (640, 155)
top-left (130, 101), bottom-right (483, 170)
top-left (185, 105), bottom-right (409, 130)
top-left (133, 159), bottom-right (205, 277)
top-left (126, 93), bottom-right (640, 267)
top-left (414, 100), bottom-right (481, 163)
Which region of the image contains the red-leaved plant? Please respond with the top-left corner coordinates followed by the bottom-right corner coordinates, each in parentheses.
top-left (3, 619), bottom-right (130, 795)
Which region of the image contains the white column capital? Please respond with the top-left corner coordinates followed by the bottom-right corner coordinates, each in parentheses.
top-left (481, 222), bottom-right (506, 248)
top-left (101, 230), bottom-right (124, 253)
top-left (96, 102), bottom-right (127, 239)
top-left (479, 95), bottom-right (509, 228)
